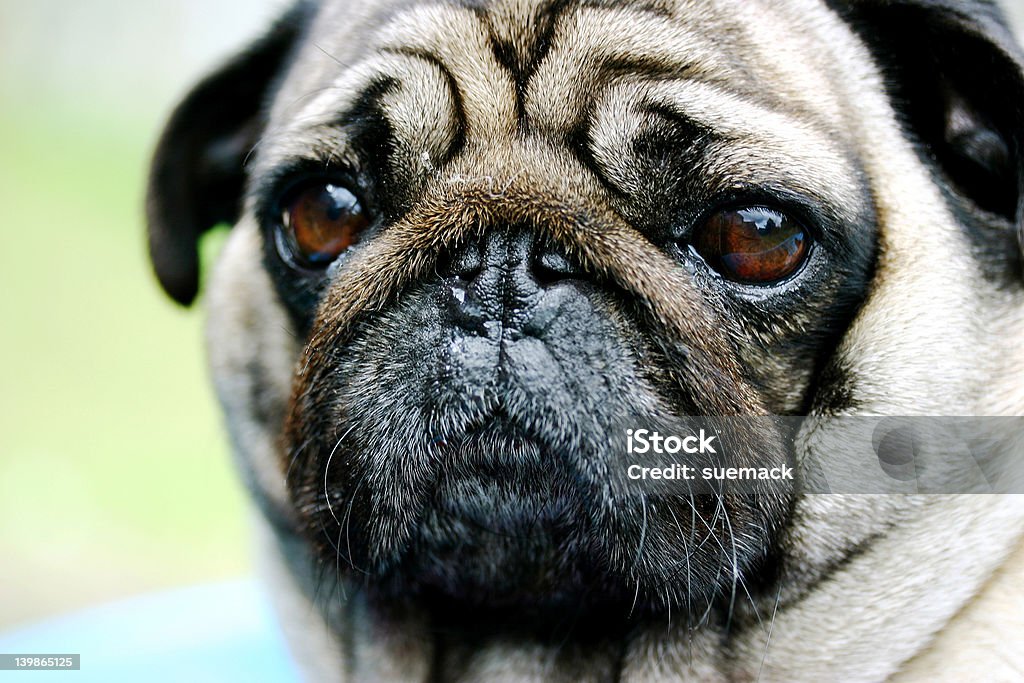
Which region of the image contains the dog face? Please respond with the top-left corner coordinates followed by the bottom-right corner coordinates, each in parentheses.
top-left (147, 0), bottom-right (1024, 677)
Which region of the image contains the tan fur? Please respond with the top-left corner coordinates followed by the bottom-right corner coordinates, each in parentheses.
top-left (206, 220), bottom-right (298, 524)
top-left (893, 532), bottom-right (1024, 681)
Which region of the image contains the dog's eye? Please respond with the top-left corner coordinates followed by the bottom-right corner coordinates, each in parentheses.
top-left (279, 182), bottom-right (369, 267)
top-left (692, 207), bottom-right (809, 284)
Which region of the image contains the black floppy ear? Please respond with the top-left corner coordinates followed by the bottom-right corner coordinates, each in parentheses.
top-left (146, 5), bottom-right (307, 305)
top-left (832, 0), bottom-right (1024, 262)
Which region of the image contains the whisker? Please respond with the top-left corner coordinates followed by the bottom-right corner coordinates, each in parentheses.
top-left (629, 493), bottom-right (649, 618)
top-left (285, 437), bottom-right (314, 490)
top-left (757, 583), bottom-right (784, 682)
top-left (324, 425), bottom-right (357, 527)
top-left (342, 469), bottom-right (373, 575)
top-left (719, 496), bottom-right (739, 634)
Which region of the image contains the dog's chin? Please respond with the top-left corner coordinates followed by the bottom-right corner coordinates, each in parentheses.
top-left (361, 422), bottom-right (619, 614)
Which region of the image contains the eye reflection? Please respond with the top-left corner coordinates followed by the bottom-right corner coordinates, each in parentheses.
top-left (692, 207), bottom-right (809, 284)
top-left (280, 182), bottom-right (368, 267)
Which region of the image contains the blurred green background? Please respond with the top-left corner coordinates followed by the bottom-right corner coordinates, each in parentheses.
top-left (0, 0), bottom-right (281, 628)
top-left (1, 0), bottom-right (1023, 632)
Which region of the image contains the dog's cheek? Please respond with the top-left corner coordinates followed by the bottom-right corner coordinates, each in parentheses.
top-left (206, 218), bottom-right (300, 526)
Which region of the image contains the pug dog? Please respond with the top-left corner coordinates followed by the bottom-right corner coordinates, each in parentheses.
top-left (145, 0), bottom-right (1024, 680)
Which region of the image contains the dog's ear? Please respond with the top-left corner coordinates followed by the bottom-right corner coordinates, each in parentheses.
top-left (146, 5), bottom-right (308, 305)
top-left (832, 0), bottom-right (1024, 264)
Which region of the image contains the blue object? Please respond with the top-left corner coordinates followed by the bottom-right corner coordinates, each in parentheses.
top-left (0, 580), bottom-right (300, 682)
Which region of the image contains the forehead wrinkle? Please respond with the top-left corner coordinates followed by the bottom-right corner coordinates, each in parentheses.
top-left (258, 55), bottom-right (403, 171)
top-left (585, 80), bottom-right (682, 199)
top-left (375, 5), bottom-right (519, 140)
top-left (374, 53), bottom-right (461, 168)
top-left (473, 0), bottom-right (562, 73)
top-left (256, 52), bottom-right (459, 180)
top-left (525, 6), bottom-right (732, 135)
top-left (631, 80), bottom-right (863, 218)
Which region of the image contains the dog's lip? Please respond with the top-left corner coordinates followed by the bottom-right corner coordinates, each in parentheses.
top-left (431, 413), bottom-right (548, 474)
top-left (424, 410), bottom-right (582, 496)
top-left (428, 464), bottom-right (577, 529)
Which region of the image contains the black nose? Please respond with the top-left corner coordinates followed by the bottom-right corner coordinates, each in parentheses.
top-left (439, 228), bottom-right (584, 336)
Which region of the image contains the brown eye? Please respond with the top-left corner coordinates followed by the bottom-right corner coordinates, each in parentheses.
top-left (280, 182), bottom-right (368, 267)
top-left (692, 207), bottom-right (809, 284)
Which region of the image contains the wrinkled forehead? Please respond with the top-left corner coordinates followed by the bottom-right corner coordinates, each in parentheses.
top-left (251, 0), bottom-right (870, 221)
top-left (269, 0), bottom-right (854, 136)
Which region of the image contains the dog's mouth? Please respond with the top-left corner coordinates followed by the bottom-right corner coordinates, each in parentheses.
top-left (425, 417), bottom-right (576, 534)
top-left (381, 416), bottom-right (608, 610)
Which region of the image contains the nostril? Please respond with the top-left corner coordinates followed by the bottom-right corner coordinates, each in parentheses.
top-left (532, 247), bottom-right (581, 285)
top-left (439, 241), bottom-right (484, 279)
